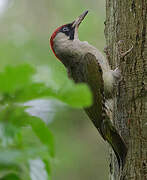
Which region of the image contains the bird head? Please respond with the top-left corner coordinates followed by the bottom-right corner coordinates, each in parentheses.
top-left (50, 10), bottom-right (88, 61)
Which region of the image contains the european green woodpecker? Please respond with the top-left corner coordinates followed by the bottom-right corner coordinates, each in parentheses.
top-left (50, 10), bottom-right (127, 168)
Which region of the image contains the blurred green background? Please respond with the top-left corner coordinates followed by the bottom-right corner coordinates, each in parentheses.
top-left (0, 0), bottom-right (109, 179)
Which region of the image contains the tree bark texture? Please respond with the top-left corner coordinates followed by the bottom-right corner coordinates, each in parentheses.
top-left (104, 0), bottom-right (147, 179)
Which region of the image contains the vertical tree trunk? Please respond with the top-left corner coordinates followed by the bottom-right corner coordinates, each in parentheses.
top-left (104, 0), bottom-right (147, 179)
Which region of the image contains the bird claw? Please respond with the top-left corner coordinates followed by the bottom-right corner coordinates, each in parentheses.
top-left (112, 67), bottom-right (121, 81)
top-left (117, 40), bottom-right (134, 58)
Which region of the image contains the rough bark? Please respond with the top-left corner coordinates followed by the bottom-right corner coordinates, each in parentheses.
top-left (104, 0), bottom-right (147, 179)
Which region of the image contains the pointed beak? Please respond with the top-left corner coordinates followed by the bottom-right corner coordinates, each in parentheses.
top-left (72, 10), bottom-right (88, 28)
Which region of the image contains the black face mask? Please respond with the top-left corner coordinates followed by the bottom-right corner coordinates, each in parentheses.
top-left (59, 23), bottom-right (75, 40)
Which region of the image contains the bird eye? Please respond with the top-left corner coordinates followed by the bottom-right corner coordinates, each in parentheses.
top-left (62, 27), bottom-right (69, 32)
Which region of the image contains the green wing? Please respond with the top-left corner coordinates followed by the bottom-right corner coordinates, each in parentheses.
top-left (81, 53), bottom-right (105, 131)
top-left (70, 52), bottom-right (127, 168)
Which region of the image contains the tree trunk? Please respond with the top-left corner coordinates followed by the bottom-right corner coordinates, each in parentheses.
top-left (104, 0), bottom-right (147, 179)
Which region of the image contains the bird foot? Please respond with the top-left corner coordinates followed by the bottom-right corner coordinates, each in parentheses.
top-left (111, 67), bottom-right (122, 82)
top-left (117, 40), bottom-right (134, 58)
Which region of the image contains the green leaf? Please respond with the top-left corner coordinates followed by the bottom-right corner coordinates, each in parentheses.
top-left (0, 63), bottom-right (92, 180)
top-left (57, 82), bottom-right (92, 108)
top-left (34, 65), bottom-right (93, 108)
top-left (43, 159), bottom-right (51, 179)
top-left (0, 64), bottom-right (35, 94)
top-left (0, 173), bottom-right (20, 180)
top-left (0, 64), bottom-right (92, 108)
top-left (0, 105), bottom-right (54, 157)
top-left (14, 83), bottom-right (55, 102)
top-left (27, 117), bottom-right (54, 157)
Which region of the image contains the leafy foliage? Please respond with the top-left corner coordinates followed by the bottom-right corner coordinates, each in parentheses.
top-left (0, 64), bottom-right (92, 179)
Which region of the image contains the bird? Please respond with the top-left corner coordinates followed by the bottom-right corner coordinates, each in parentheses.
top-left (50, 10), bottom-right (127, 168)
